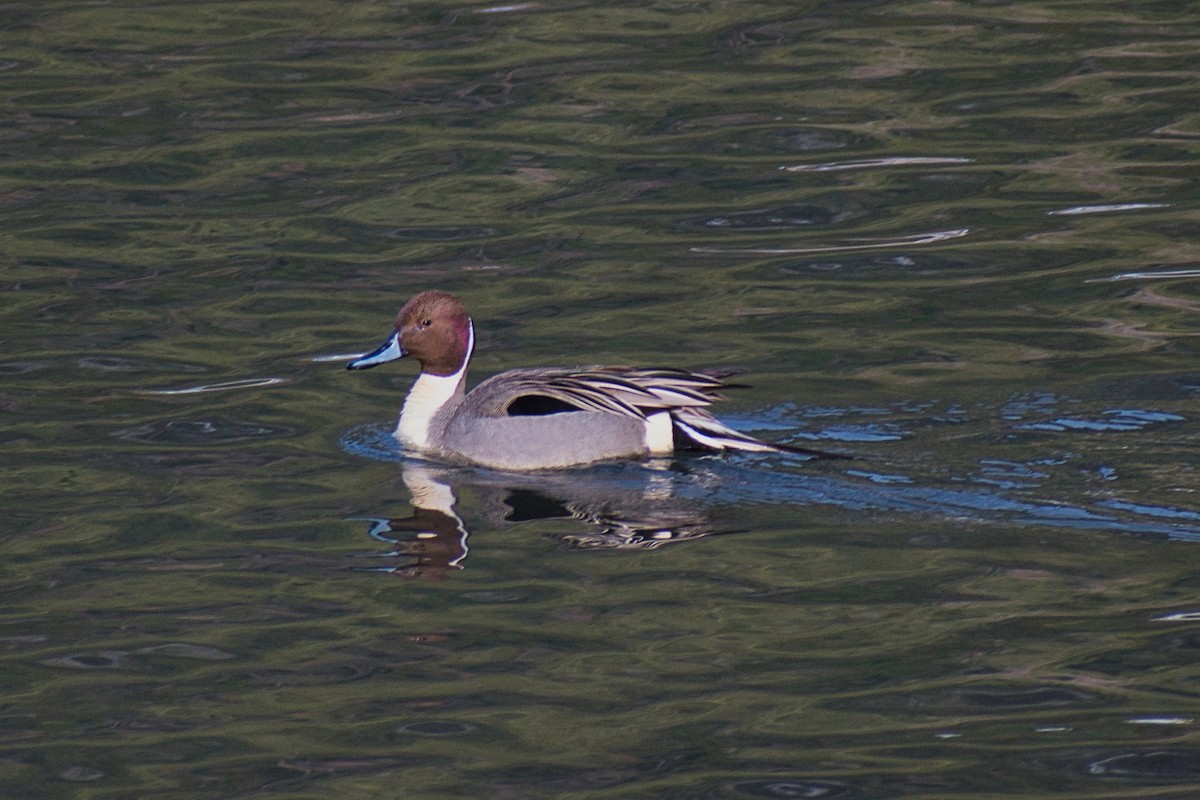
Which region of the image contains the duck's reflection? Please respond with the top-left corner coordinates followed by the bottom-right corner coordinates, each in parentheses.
top-left (352, 461), bottom-right (727, 579)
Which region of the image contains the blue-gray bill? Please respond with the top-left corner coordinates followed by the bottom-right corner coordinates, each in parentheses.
top-left (347, 331), bottom-right (405, 370)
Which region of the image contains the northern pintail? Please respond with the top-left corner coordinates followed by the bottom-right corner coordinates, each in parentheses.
top-left (347, 291), bottom-right (847, 469)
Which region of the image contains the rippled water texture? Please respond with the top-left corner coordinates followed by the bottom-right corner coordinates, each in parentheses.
top-left (3, 2), bottom-right (1200, 798)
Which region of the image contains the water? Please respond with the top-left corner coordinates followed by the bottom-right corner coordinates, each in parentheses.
top-left (3, 1), bottom-right (1200, 797)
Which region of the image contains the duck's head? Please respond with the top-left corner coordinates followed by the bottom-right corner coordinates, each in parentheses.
top-left (347, 290), bottom-right (474, 377)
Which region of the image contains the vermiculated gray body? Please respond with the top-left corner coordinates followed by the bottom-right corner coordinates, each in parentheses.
top-left (437, 405), bottom-right (653, 469)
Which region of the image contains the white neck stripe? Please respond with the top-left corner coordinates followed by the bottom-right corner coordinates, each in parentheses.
top-left (462, 318), bottom-right (475, 372)
top-left (395, 319), bottom-right (472, 451)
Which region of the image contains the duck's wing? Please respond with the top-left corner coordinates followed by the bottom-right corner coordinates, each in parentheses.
top-left (466, 366), bottom-right (725, 419)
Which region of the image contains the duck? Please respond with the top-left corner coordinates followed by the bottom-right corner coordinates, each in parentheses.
top-left (347, 290), bottom-right (848, 470)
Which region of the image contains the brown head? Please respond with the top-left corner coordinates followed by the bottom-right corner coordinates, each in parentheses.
top-left (347, 290), bottom-right (474, 377)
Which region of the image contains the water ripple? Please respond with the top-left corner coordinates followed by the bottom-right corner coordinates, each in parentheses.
top-left (119, 418), bottom-right (296, 444)
top-left (138, 377), bottom-right (287, 395)
top-left (780, 156), bottom-right (974, 172)
top-left (1014, 409), bottom-right (1185, 433)
top-left (1086, 750), bottom-right (1200, 780)
top-left (1087, 268), bottom-right (1200, 283)
top-left (1048, 202), bottom-right (1171, 216)
top-left (691, 228), bottom-right (969, 255)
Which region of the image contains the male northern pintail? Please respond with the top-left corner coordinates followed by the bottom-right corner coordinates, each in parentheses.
top-left (347, 291), bottom-right (847, 470)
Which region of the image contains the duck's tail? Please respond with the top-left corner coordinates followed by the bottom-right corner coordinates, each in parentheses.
top-left (671, 408), bottom-right (851, 460)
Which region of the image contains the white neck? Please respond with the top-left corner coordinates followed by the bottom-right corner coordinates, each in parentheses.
top-left (395, 321), bottom-right (473, 451)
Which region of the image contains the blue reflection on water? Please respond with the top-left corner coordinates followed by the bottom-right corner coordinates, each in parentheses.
top-left (1016, 409), bottom-right (1186, 433)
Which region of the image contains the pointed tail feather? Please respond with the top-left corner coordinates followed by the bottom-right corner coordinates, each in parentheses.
top-left (673, 409), bottom-right (851, 460)
top-left (673, 418), bottom-right (779, 452)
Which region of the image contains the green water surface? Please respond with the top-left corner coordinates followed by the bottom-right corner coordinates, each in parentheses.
top-left (2, 1), bottom-right (1200, 797)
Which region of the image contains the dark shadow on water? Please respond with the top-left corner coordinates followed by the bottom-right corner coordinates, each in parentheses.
top-left (344, 452), bottom-right (736, 580)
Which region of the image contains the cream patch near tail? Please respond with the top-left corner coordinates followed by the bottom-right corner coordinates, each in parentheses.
top-left (643, 410), bottom-right (675, 454)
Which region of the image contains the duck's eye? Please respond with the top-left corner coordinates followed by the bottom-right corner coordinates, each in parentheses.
top-left (421, 318), bottom-right (432, 327)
